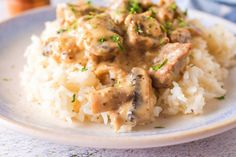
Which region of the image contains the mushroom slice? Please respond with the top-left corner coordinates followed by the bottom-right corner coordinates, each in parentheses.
top-left (126, 68), bottom-right (157, 124)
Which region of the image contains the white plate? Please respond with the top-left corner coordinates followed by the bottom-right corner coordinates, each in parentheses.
top-left (0, 6), bottom-right (236, 148)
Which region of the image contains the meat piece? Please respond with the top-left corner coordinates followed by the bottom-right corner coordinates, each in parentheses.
top-left (90, 67), bottom-right (156, 129)
top-left (42, 36), bottom-right (86, 64)
top-left (90, 87), bottom-right (134, 114)
top-left (109, 0), bottom-right (153, 24)
top-left (78, 14), bottom-right (124, 61)
top-left (159, 0), bottom-right (176, 6)
top-left (155, 0), bottom-right (187, 23)
top-left (156, 7), bottom-right (174, 23)
top-left (170, 28), bottom-right (192, 43)
top-left (149, 43), bottom-right (192, 88)
top-left (125, 12), bottom-right (169, 50)
top-left (57, 2), bottom-right (104, 25)
top-left (126, 68), bottom-right (157, 124)
top-left (109, 0), bottom-right (129, 24)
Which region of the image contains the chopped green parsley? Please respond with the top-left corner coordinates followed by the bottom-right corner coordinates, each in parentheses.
top-left (128, 0), bottom-right (142, 14)
top-left (85, 14), bottom-right (94, 20)
top-left (71, 94), bottom-right (76, 103)
top-left (110, 35), bottom-right (124, 51)
top-left (160, 25), bottom-right (167, 33)
top-left (67, 3), bottom-right (78, 14)
top-left (57, 21), bottom-right (78, 34)
top-left (169, 3), bottom-right (177, 11)
top-left (110, 35), bottom-right (120, 42)
top-left (215, 95), bottom-right (225, 100)
top-left (149, 8), bottom-right (157, 18)
top-left (57, 28), bottom-right (68, 34)
top-left (117, 43), bottom-right (124, 51)
top-left (159, 38), bottom-right (165, 46)
top-left (178, 18), bottom-right (187, 27)
top-left (184, 9), bottom-right (188, 16)
top-left (98, 37), bottom-right (106, 44)
top-left (81, 66), bottom-right (88, 72)
top-left (151, 59), bottom-right (168, 71)
top-left (161, 21), bottom-right (173, 35)
top-left (164, 21), bottom-right (173, 30)
top-left (86, 0), bottom-right (92, 5)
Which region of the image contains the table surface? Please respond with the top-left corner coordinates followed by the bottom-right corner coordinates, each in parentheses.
top-left (1, 125), bottom-right (236, 157)
top-left (1, 0), bottom-right (236, 157)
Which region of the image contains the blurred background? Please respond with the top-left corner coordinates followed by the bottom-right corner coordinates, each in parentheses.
top-left (0, 0), bottom-right (235, 22)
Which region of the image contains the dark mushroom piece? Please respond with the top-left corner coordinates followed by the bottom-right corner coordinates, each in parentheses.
top-left (126, 67), bottom-right (157, 124)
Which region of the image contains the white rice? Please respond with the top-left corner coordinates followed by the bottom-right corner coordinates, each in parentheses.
top-left (21, 20), bottom-right (236, 129)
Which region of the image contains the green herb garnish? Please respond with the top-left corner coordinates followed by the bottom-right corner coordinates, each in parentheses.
top-left (117, 43), bottom-right (124, 51)
top-left (57, 21), bottom-right (78, 34)
top-left (160, 25), bottom-right (167, 33)
top-left (81, 66), bottom-right (88, 72)
top-left (86, 0), bottom-right (92, 5)
top-left (154, 126), bottom-right (165, 129)
top-left (135, 24), bottom-right (144, 34)
top-left (67, 3), bottom-right (78, 14)
top-left (71, 94), bottom-right (76, 103)
top-left (178, 18), bottom-right (187, 27)
top-left (159, 38), bottom-right (165, 46)
top-left (149, 8), bottom-right (157, 18)
top-left (71, 21), bottom-right (78, 30)
top-left (57, 28), bottom-right (68, 34)
top-left (98, 37), bottom-right (106, 44)
top-left (169, 3), bottom-right (177, 11)
top-left (110, 35), bottom-right (124, 51)
top-left (184, 9), bottom-right (188, 16)
top-left (161, 21), bottom-right (173, 35)
top-left (85, 14), bottom-right (94, 20)
top-left (164, 21), bottom-right (173, 30)
top-left (215, 95), bottom-right (225, 100)
top-left (128, 0), bottom-right (142, 14)
top-left (151, 59), bottom-right (168, 71)
top-left (110, 35), bottom-right (120, 42)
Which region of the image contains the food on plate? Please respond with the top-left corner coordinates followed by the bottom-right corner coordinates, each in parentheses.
top-left (21, 0), bottom-right (236, 132)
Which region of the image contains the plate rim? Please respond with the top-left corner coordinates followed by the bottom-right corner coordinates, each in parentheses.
top-left (0, 7), bottom-right (236, 148)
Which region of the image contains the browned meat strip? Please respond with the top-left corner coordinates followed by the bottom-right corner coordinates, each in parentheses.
top-left (149, 43), bottom-right (192, 88)
top-left (170, 28), bottom-right (192, 43)
top-left (90, 86), bottom-right (134, 114)
top-left (125, 12), bottom-right (169, 50)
